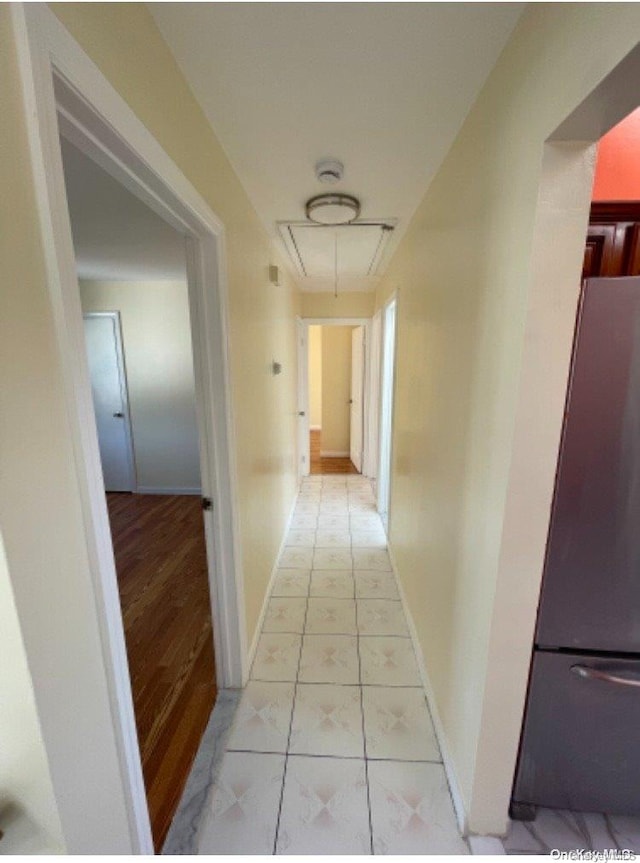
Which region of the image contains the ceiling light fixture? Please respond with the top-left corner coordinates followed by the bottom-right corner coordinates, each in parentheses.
top-left (305, 193), bottom-right (361, 226)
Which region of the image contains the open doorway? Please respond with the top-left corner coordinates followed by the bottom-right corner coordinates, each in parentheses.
top-left (59, 135), bottom-right (215, 850)
top-left (16, 15), bottom-right (244, 850)
top-left (509, 105), bottom-right (640, 832)
top-left (306, 323), bottom-right (365, 475)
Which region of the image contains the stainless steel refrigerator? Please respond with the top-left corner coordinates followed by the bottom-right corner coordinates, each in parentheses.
top-left (511, 276), bottom-right (640, 820)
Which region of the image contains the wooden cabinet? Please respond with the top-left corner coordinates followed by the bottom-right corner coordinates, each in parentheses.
top-left (584, 203), bottom-right (640, 279)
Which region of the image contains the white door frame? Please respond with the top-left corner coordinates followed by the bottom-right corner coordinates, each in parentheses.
top-left (365, 309), bottom-right (382, 480)
top-left (296, 316), bottom-right (310, 479)
top-left (377, 296), bottom-right (398, 526)
top-left (349, 325), bottom-right (366, 471)
top-left (13, 4), bottom-right (245, 853)
top-left (83, 312), bottom-right (137, 493)
top-left (299, 316), bottom-right (372, 478)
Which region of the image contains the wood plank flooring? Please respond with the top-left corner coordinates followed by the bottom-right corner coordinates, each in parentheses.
top-left (106, 493), bottom-right (216, 852)
top-left (310, 429), bottom-right (359, 474)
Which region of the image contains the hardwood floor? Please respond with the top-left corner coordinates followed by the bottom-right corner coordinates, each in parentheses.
top-left (106, 493), bottom-right (216, 852)
top-left (310, 429), bottom-right (359, 474)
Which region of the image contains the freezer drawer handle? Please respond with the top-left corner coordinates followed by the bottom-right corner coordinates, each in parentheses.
top-left (570, 664), bottom-right (640, 688)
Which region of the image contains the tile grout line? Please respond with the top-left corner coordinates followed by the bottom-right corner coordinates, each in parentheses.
top-left (253, 679), bottom-right (429, 689)
top-left (252, 678), bottom-right (425, 688)
top-left (225, 745), bottom-right (443, 766)
top-left (271, 517), bottom-right (310, 857)
top-left (264, 627), bottom-right (411, 639)
top-left (355, 601), bottom-right (376, 856)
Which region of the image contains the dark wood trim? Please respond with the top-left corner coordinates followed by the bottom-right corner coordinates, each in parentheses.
top-left (584, 202), bottom-right (640, 278)
top-left (590, 201), bottom-right (640, 223)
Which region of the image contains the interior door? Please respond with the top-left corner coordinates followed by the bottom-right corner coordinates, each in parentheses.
top-left (350, 325), bottom-right (365, 472)
top-left (83, 313), bottom-right (135, 491)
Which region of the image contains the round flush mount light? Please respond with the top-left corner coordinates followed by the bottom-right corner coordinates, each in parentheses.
top-left (305, 193), bottom-right (361, 225)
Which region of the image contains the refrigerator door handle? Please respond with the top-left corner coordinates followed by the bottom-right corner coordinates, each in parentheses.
top-left (571, 664), bottom-right (640, 688)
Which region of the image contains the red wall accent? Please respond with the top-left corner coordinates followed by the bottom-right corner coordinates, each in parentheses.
top-left (592, 107), bottom-right (640, 201)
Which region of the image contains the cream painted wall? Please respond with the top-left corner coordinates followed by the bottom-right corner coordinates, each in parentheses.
top-left (1, 8), bottom-right (137, 851)
top-left (308, 325), bottom-right (322, 429)
top-left (375, 3), bottom-right (640, 835)
top-left (321, 327), bottom-right (353, 454)
top-left (80, 280), bottom-right (200, 492)
top-left (0, 537), bottom-right (65, 854)
top-left (1, 2), bottom-right (299, 851)
top-left (301, 291), bottom-right (374, 318)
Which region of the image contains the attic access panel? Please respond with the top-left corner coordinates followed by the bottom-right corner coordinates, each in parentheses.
top-left (278, 221), bottom-right (396, 279)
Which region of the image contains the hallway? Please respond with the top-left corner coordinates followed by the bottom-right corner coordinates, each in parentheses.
top-left (165, 475), bottom-right (468, 854)
top-left (163, 477), bottom-right (640, 856)
top-left (7, 3), bottom-right (640, 855)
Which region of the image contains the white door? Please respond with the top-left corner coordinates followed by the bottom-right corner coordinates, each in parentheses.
top-left (350, 325), bottom-right (365, 472)
top-left (83, 313), bottom-right (135, 491)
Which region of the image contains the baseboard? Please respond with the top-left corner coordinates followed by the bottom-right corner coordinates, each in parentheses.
top-left (320, 450), bottom-right (349, 457)
top-left (135, 486), bottom-right (202, 496)
top-left (387, 542), bottom-right (470, 838)
top-left (310, 424), bottom-right (322, 431)
top-left (245, 490), bottom-right (299, 673)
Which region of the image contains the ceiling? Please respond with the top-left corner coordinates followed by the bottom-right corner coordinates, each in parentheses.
top-left (60, 137), bottom-right (187, 282)
top-left (149, 2), bottom-right (523, 292)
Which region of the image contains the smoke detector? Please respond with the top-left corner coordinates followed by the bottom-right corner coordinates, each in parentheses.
top-left (315, 159), bottom-right (344, 184)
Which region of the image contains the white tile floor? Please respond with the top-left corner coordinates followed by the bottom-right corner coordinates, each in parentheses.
top-left (194, 476), bottom-right (469, 855)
